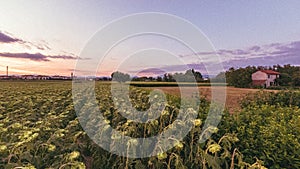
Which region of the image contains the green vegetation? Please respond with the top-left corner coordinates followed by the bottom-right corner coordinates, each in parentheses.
top-left (112, 69), bottom-right (206, 83)
top-left (215, 64), bottom-right (300, 88)
top-left (111, 71), bottom-right (130, 82)
top-left (0, 81), bottom-right (266, 169)
top-left (224, 66), bottom-right (257, 88)
top-left (276, 64), bottom-right (300, 86)
top-left (1, 81), bottom-right (299, 168)
top-left (216, 90), bottom-right (300, 168)
top-left (164, 69), bottom-right (204, 82)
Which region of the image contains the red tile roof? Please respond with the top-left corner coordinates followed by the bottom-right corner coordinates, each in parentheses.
top-left (260, 70), bottom-right (280, 75)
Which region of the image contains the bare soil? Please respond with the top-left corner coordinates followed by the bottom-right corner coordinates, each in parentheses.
top-left (145, 86), bottom-right (278, 113)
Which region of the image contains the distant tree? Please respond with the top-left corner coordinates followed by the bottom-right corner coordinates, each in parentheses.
top-left (193, 70), bottom-right (203, 82)
top-left (168, 73), bottom-right (175, 82)
top-left (156, 76), bottom-right (162, 82)
top-left (185, 69), bottom-right (194, 75)
top-left (111, 71), bottom-right (130, 82)
top-left (148, 77), bottom-right (154, 81)
top-left (213, 72), bottom-right (226, 83)
top-left (173, 69), bottom-right (203, 82)
top-left (158, 69), bottom-right (204, 82)
top-left (226, 66), bottom-right (257, 88)
top-left (292, 71), bottom-right (300, 86)
top-left (225, 64), bottom-right (300, 88)
top-left (163, 73), bottom-right (168, 82)
top-left (173, 72), bottom-right (185, 82)
top-left (99, 77), bottom-right (110, 81)
top-left (184, 69), bottom-right (196, 82)
top-left (277, 64), bottom-right (300, 86)
top-left (131, 77), bottom-right (139, 81)
top-left (163, 73), bottom-right (175, 82)
top-left (276, 73), bottom-right (292, 86)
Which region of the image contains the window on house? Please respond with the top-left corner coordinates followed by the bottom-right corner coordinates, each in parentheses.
top-left (268, 75), bottom-right (270, 78)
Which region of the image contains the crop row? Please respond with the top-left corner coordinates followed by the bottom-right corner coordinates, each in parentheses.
top-left (0, 81), bottom-right (267, 168)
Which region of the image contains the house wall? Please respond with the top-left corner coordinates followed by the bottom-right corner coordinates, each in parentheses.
top-left (266, 74), bottom-right (278, 87)
top-left (252, 71), bottom-right (279, 87)
top-left (252, 71), bottom-right (267, 81)
top-left (253, 80), bottom-right (266, 86)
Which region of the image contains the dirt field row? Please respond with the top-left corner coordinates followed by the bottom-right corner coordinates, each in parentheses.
top-left (145, 86), bottom-right (278, 113)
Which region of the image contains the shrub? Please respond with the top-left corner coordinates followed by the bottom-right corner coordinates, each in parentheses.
top-left (217, 90), bottom-right (300, 168)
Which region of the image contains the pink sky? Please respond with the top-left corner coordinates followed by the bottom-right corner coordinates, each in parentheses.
top-left (1, 1), bottom-right (300, 76)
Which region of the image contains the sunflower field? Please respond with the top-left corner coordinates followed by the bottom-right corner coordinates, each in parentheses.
top-left (1, 81), bottom-right (293, 168)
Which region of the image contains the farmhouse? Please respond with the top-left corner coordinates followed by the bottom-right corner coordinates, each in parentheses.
top-left (252, 70), bottom-right (280, 88)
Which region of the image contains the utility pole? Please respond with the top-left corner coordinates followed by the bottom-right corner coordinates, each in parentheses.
top-left (6, 66), bottom-right (8, 77)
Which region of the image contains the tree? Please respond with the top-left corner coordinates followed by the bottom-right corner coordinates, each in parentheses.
top-left (173, 69), bottom-right (203, 82)
top-left (183, 69), bottom-right (196, 82)
top-left (292, 71), bottom-right (300, 86)
top-left (276, 73), bottom-right (292, 86)
top-left (163, 73), bottom-right (175, 82)
top-left (213, 72), bottom-right (226, 83)
top-left (225, 66), bottom-right (257, 88)
top-left (111, 71), bottom-right (130, 82)
top-left (156, 76), bottom-right (162, 82)
top-left (193, 70), bottom-right (203, 82)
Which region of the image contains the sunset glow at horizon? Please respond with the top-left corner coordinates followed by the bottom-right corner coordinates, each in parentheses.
top-left (1, 1), bottom-right (300, 76)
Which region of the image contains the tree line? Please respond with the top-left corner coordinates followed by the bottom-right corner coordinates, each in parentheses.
top-left (111, 69), bottom-right (205, 83)
top-left (111, 64), bottom-right (300, 88)
top-left (214, 64), bottom-right (300, 88)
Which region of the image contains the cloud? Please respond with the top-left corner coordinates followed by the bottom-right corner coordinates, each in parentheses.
top-left (0, 31), bottom-right (22, 43)
top-left (217, 42), bottom-right (300, 70)
top-left (0, 52), bottom-right (85, 62)
top-left (128, 68), bottom-right (166, 76)
top-left (128, 63), bottom-right (208, 76)
top-left (139, 40), bottom-right (300, 75)
top-left (26, 40), bottom-right (52, 51)
top-left (36, 40), bottom-right (51, 50)
top-left (158, 63), bottom-right (207, 72)
top-left (0, 30), bottom-right (52, 51)
top-left (180, 40), bottom-right (300, 69)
